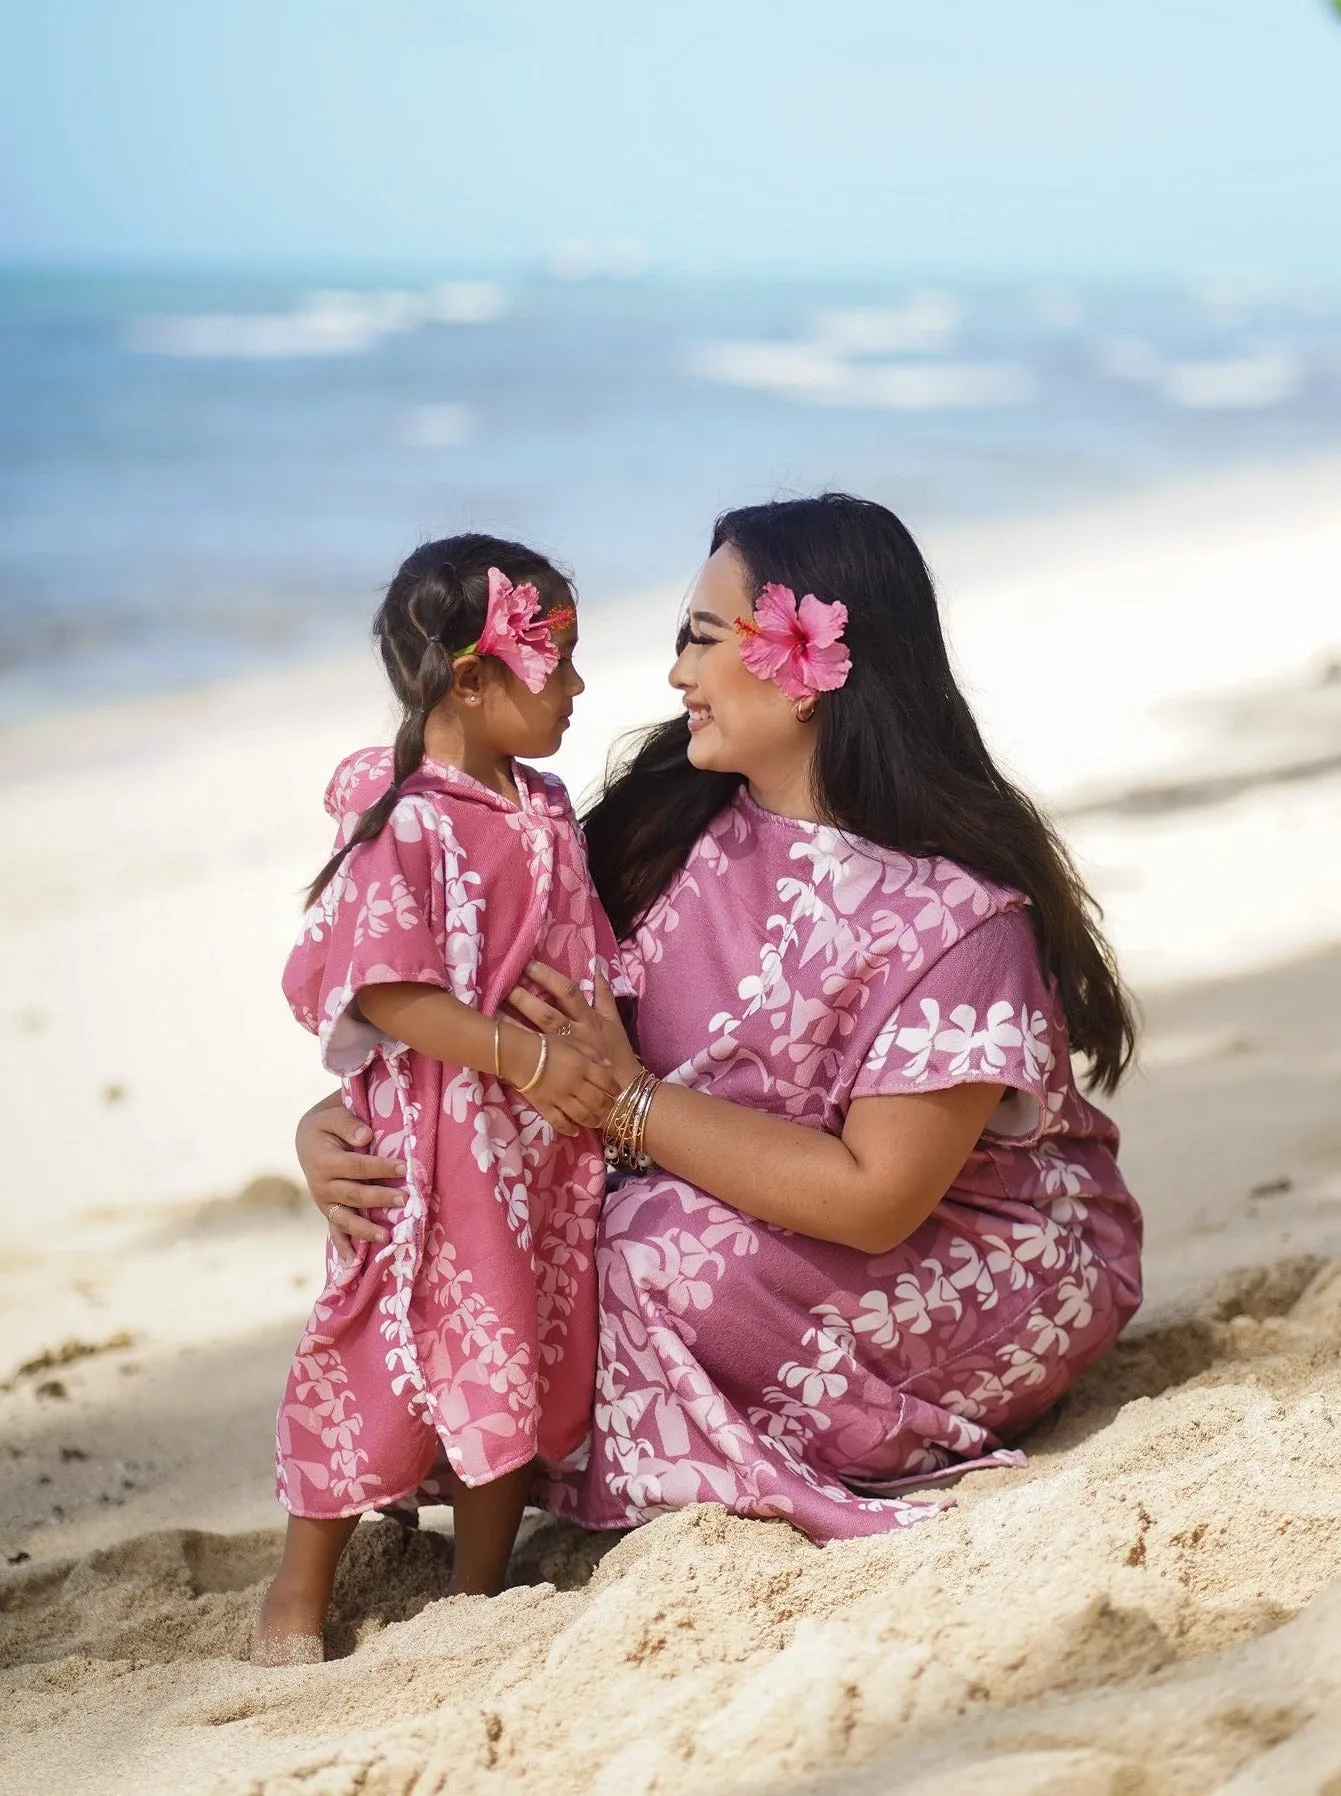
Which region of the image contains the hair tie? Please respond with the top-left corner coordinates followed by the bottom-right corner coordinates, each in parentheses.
top-left (423, 633), bottom-right (443, 648)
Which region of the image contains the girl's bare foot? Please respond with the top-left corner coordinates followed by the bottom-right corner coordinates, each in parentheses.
top-left (447, 1460), bottom-right (533, 1596)
top-left (250, 1581), bottom-right (325, 1666)
top-left (250, 1513), bottom-right (359, 1667)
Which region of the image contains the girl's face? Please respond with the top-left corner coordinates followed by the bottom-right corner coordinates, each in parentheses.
top-left (669, 546), bottom-right (817, 805)
top-left (471, 617), bottom-right (585, 761)
top-left (495, 617), bottom-right (585, 757)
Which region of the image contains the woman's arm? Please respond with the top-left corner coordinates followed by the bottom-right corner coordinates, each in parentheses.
top-left (509, 964), bottom-right (1002, 1256)
top-left (638, 1079), bottom-right (1003, 1254)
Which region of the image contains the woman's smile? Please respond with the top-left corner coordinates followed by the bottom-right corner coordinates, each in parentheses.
top-left (685, 701), bottom-right (714, 734)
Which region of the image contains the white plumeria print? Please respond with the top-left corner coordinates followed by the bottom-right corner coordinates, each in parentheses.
top-left (278, 750), bottom-right (613, 1508)
top-left (536, 786), bottom-right (1140, 1545)
top-left (777, 1360), bottom-right (850, 1408)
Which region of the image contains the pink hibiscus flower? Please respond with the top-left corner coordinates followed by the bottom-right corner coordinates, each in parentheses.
top-left (474, 567), bottom-right (563, 692)
top-left (735, 583), bottom-right (852, 702)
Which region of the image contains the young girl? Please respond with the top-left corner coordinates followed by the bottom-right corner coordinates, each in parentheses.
top-left (253, 535), bottom-right (624, 1665)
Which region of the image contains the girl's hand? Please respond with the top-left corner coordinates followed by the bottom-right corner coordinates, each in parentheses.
top-left (499, 1023), bottom-right (621, 1136)
top-left (295, 1095), bottom-right (402, 1262)
top-left (507, 967), bottom-right (642, 1091)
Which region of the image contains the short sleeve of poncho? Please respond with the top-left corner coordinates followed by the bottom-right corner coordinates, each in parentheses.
top-left (850, 905), bottom-right (1063, 1145)
top-left (285, 797), bottom-right (459, 1078)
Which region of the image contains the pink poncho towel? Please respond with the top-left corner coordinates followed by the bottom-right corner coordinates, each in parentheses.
top-left (277, 749), bottom-right (624, 1517)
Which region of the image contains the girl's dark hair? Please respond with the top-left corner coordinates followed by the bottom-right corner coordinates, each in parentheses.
top-left (306, 533), bottom-right (574, 908)
top-left (583, 494), bottom-right (1136, 1093)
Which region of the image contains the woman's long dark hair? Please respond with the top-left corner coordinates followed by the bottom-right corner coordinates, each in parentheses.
top-left (306, 533), bottom-right (575, 908)
top-left (584, 495), bottom-right (1136, 1093)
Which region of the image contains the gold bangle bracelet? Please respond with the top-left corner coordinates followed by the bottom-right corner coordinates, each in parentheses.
top-left (604, 1073), bottom-right (644, 1153)
top-left (514, 1032), bottom-right (549, 1096)
top-left (492, 1018), bottom-right (503, 1082)
top-left (628, 1076), bottom-right (658, 1166)
top-left (605, 1079), bottom-right (639, 1138)
top-left (603, 1066), bottom-right (659, 1171)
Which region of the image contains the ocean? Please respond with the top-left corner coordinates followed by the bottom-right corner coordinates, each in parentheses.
top-left (2, 267), bottom-right (1339, 721)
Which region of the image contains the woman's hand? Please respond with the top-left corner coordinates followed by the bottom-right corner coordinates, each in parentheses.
top-left (295, 1094), bottom-right (401, 1262)
top-left (507, 966), bottom-right (642, 1092)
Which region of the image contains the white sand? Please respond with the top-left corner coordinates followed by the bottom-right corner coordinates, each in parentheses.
top-left (2, 454), bottom-right (1340, 1795)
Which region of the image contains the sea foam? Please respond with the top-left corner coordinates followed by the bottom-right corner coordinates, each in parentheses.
top-left (1099, 337), bottom-right (1304, 409)
top-left (688, 339), bottom-right (1030, 409)
top-left (126, 282), bottom-right (506, 359)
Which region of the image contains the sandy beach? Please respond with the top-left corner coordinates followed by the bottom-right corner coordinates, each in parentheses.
top-left (3, 454), bottom-right (1341, 1795)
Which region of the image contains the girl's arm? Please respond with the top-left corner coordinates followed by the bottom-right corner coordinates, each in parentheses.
top-left (356, 982), bottom-right (621, 1136)
top-left (509, 965), bottom-right (1003, 1255)
top-left (293, 986), bottom-right (622, 1261)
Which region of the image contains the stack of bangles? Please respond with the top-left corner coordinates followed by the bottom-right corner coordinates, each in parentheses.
top-left (602, 1066), bottom-right (659, 1173)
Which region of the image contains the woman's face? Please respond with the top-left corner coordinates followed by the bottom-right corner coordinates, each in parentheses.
top-left (669, 545), bottom-right (816, 804)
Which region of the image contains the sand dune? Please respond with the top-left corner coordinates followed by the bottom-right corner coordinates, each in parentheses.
top-left (4, 1254), bottom-right (1341, 1795)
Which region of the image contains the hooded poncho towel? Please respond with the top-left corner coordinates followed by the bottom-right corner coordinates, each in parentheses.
top-left (277, 748), bottom-right (624, 1515)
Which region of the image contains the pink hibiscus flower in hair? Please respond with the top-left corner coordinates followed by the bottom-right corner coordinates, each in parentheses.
top-left (735, 583), bottom-right (852, 702)
top-left (475, 566), bottom-right (562, 692)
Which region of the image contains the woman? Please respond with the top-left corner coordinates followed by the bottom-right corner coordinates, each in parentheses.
top-left (299, 494), bottom-right (1141, 1543)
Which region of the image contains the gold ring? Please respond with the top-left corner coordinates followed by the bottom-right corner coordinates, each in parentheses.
top-left (556, 1023), bottom-right (574, 1037)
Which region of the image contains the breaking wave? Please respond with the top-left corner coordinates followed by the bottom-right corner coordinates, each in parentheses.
top-left (126, 282), bottom-right (506, 360)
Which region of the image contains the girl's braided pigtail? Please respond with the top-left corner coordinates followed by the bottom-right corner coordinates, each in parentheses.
top-left (304, 608), bottom-right (458, 910)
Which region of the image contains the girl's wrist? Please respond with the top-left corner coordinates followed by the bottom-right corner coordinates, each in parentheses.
top-left (496, 1018), bottom-right (542, 1089)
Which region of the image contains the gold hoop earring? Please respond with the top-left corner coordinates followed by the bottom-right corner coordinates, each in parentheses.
top-left (795, 699), bottom-right (816, 724)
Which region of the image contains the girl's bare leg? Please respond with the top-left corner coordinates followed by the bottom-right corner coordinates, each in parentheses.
top-left (449, 1460), bottom-right (534, 1596)
top-left (252, 1513), bottom-right (360, 1665)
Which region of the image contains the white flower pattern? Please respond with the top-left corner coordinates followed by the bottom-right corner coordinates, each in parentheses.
top-left (542, 788), bottom-right (1142, 1544)
top-left (277, 749), bottom-right (628, 1516)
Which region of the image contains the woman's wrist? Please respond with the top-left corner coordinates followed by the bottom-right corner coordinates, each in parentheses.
top-left (602, 1064), bottom-right (660, 1171)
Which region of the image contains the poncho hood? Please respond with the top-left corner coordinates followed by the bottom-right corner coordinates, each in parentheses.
top-left (322, 746), bottom-right (571, 832)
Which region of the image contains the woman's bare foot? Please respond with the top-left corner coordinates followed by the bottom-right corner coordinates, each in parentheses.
top-left (250, 1581), bottom-right (325, 1666)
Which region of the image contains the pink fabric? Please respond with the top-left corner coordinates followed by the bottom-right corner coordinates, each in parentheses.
top-left (277, 749), bottom-right (625, 1516)
top-left (542, 789), bottom-right (1143, 1543)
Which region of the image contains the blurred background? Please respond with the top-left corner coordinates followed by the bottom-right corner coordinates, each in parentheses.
top-left (3, 0), bottom-right (1340, 718)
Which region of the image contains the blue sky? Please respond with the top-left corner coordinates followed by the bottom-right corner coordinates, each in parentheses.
top-left (2, 0), bottom-right (1339, 278)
